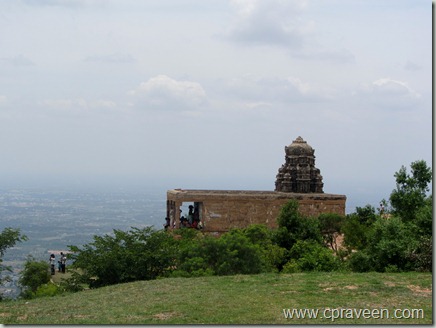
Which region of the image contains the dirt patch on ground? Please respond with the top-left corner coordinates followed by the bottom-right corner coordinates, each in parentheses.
top-left (407, 285), bottom-right (432, 295)
top-left (344, 285), bottom-right (358, 290)
top-left (322, 285), bottom-right (358, 291)
top-left (153, 312), bottom-right (178, 320)
top-left (384, 281), bottom-right (396, 287)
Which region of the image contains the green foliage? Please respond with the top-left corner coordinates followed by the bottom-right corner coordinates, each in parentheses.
top-left (0, 228), bottom-right (27, 300)
top-left (173, 229), bottom-right (266, 277)
top-left (33, 283), bottom-right (61, 298)
top-left (342, 205), bottom-right (377, 251)
top-left (241, 224), bottom-right (272, 248)
top-left (59, 271), bottom-right (87, 293)
top-left (261, 244), bottom-right (287, 272)
top-left (0, 228), bottom-right (27, 258)
top-left (407, 236), bottom-right (432, 272)
top-left (354, 205), bottom-right (377, 226)
top-left (63, 159), bottom-right (432, 287)
top-left (19, 256), bottom-right (50, 297)
top-left (239, 224), bottom-right (287, 272)
top-left (318, 213), bottom-right (344, 253)
top-left (345, 161), bottom-right (432, 273)
top-left (365, 216), bottom-right (417, 272)
top-left (347, 251), bottom-right (373, 272)
top-left (342, 214), bottom-right (371, 250)
top-left (413, 195), bottom-right (432, 238)
top-left (274, 200), bottom-right (322, 251)
top-left (69, 227), bottom-right (177, 288)
top-left (217, 230), bottom-right (266, 275)
top-left (282, 240), bottom-right (342, 273)
top-left (390, 160), bottom-right (432, 222)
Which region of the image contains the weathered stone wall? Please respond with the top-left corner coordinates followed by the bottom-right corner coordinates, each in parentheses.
top-left (167, 189), bottom-right (346, 233)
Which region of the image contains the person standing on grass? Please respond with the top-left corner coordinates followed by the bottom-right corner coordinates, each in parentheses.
top-left (60, 252), bottom-right (67, 273)
top-left (49, 254), bottom-right (56, 275)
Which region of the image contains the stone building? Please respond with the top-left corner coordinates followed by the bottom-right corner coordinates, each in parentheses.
top-left (166, 137), bottom-right (346, 233)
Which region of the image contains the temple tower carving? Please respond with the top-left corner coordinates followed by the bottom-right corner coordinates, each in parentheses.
top-left (275, 136), bottom-right (324, 193)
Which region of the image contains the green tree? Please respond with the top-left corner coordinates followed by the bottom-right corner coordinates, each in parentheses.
top-left (282, 240), bottom-right (342, 273)
top-left (318, 213), bottom-right (344, 254)
top-left (390, 160), bottom-right (432, 222)
top-left (241, 224), bottom-right (287, 272)
top-left (69, 227), bottom-right (177, 288)
top-left (274, 200), bottom-right (322, 251)
top-left (19, 256), bottom-right (51, 299)
top-left (0, 228), bottom-right (27, 300)
top-left (342, 206), bottom-right (377, 251)
top-left (356, 216), bottom-right (416, 272)
top-left (173, 228), bottom-right (266, 276)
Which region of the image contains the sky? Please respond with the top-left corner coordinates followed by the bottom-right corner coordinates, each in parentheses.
top-left (0, 0), bottom-right (432, 211)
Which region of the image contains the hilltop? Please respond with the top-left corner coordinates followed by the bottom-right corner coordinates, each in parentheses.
top-left (1, 272), bottom-right (432, 324)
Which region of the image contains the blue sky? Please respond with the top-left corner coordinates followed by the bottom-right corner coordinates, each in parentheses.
top-left (0, 0), bottom-right (432, 211)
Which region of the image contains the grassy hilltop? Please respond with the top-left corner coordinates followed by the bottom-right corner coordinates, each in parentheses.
top-left (1, 272), bottom-right (432, 325)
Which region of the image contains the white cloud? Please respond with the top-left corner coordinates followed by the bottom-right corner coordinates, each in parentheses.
top-left (129, 75), bottom-right (207, 111)
top-left (353, 78), bottom-right (421, 110)
top-left (372, 78), bottom-right (420, 98)
top-left (224, 0), bottom-right (355, 65)
top-left (0, 95), bottom-right (6, 104)
top-left (225, 0), bottom-right (309, 48)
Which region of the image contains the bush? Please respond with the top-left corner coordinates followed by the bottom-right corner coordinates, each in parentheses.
top-left (33, 283), bottom-right (61, 298)
top-left (274, 200), bottom-right (322, 251)
top-left (318, 213), bottom-right (344, 254)
top-left (240, 224), bottom-right (286, 272)
top-left (282, 240), bottom-right (342, 273)
top-left (347, 251), bottom-right (373, 272)
top-left (19, 257), bottom-right (50, 298)
top-left (360, 217), bottom-right (417, 272)
top-left (174, 229), bottom-right (266, 276)
top-left (389, 160), bottom-right (432, 222)
top-left (69, 227), bottom-right (177, 288)
top-left (0, 228), bottom-right (27, 300)
top-left (407, 236), bottom-right (432, 272)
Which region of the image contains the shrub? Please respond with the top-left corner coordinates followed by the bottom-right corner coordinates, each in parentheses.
top-left (19, 257), bottom-right (50, 298)
top-left (0, 228), bottom-right (27, 300)
top-left (174, 229), bottom-right (266, 276)
top-left (347, 251), bottom-right (373, 272)
top-left (69, 227), bottom-right (177, 288)
top-left (363, 216), bottom-right (417, 272)
top-left (274, 200), bottom-right (322, 251)
top-left (390, 160), bottom-right (432, 222)
top-left (342, 214), bottom-right (372, 251)
top-left (318, 213), bottom-right (344, 254)
top-left (282, 240), bottom-right (342, 273)
top-left (33, 283), bottom-right (61, 298)
top-left (407, 236), bottom-right (432, 272)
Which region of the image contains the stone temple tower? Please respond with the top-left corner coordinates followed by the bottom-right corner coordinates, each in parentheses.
top-left (275, 136), bottom-right (324, 193)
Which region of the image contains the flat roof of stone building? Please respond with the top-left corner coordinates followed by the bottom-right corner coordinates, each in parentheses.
top-left (167, 189), bottom-right (346, 201)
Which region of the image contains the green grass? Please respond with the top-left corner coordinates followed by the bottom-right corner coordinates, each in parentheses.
top-left (1, 272), bottom-right (432, 324)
